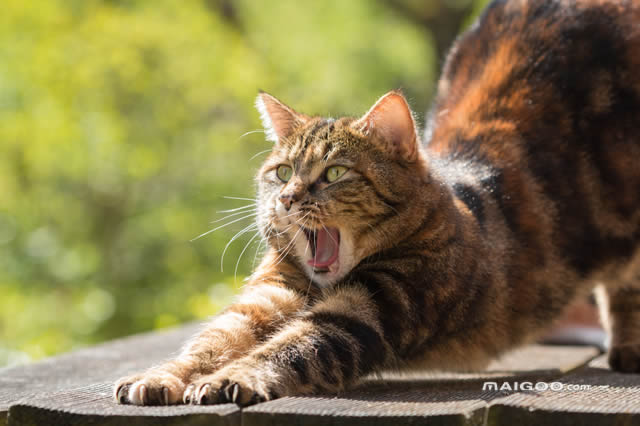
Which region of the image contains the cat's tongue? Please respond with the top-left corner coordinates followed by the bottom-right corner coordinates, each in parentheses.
top-left (308, 227), bottom-right (340, 268)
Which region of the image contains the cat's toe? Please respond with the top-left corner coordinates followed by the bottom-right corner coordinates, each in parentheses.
top-left (609, 345), bottom-right (640, 373)
top-left (115, 381), bottom-right (133, 404)
top-left (186, 371), bottom-right (275, 406)
top-left (222, 381), bottom-right (270, 406)
top-left (184, 379), bottom-right (227, 405)
top-left (114, 372), bottom-right (185, 405)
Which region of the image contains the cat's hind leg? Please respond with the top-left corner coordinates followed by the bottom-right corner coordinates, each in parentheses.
top-left (603, 281), bottom-right (640, 373)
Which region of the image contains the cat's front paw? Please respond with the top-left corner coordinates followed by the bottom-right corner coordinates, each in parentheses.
top-left (115, 371), bottom-right (186, 406)
top-left (183, 367), bottom-right (279, 407)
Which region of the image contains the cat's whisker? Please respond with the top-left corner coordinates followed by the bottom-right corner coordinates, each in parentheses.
top-left (266, 222), bottom-right (293, 252)
top-left (269, 224), bottom-right (283, 251)
top-left (278, 209), bottom-right (304, 221)
top-left (304, 230), bottom-right (310, 257)
top-left (237, 129), bottom-right (265, 140)
top-left (275, 224), bottom-right (295, 237)
top-left (275, 225), bottom-right (304, 264)
top-left (252, 236), bottom-right (266, 270)
top-left (322, 152), bottom-right (332, 170)
top-left (303, 216), bottom-right (317, 302)
top-left (249, 149), bottom-right (273, 161)
top-left (210, 209), bottom-right (257, 224)
top-left (271, 227), bottom-right (284, 251)
top-left (221, 222), bottom-right (259, 272)
top-left (234, 231), bottom-right (262, 283)
top-left (321, 223), bottom-right (339, 246)
top-left (222, 196), bottom-right (257, 202)
top-left (265, 211), bottom-right (304, 252)
top-left (217, 204), bottom-right (256, 214)
top-left (190, 212), bottom-right (257, 242)
top-left (273, 212), bottom-right (311, 266)
top-left (279, 225), bottom-right (307, 266)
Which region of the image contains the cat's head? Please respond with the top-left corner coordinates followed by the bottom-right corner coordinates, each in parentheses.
top-left (255, 91), bottom-right (427, 287)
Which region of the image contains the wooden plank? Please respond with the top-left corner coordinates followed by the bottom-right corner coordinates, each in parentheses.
top-left (386, 344), bottom-right (601, 380)
top-left (0, 324), bottom-right (240, 426)
top-left (488, 354), bottom-right (640, 425)
top-left (0, 323), bottom-right (203, 414)
top-left (8, 383), bottom-right (239, 426)
top-left (243, 385), bottom-right (489, 426)
top-left (0, 321), bottom-right (601, 425)
top-left (243, 345), bottom-right (599, 426)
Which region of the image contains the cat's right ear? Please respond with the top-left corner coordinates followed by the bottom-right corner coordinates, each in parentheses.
top-left (255, 92), bottom-right (309, 144)
top-left (351, 91), bottom-right (420, 163)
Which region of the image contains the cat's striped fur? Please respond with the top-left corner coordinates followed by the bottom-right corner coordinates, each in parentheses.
top-left (116, 0), bottom-right (640, 406)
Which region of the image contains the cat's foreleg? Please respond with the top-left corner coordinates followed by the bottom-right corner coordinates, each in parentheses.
top-left (114, 279), bottom-right (306, 405)
top-left (183, 285), bottom-right (394, 406)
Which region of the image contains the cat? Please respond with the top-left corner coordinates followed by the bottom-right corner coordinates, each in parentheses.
top-left (115, 0), bottom-right (640, 406)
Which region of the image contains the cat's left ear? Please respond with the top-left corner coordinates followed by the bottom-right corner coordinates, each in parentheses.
top-left (352, 91), bottom-right (419, 162)
top-left (255, 92), bottom-right (309, 144)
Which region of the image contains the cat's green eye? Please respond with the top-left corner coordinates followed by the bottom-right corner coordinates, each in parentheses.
top-left (326, 166), bottom-right (348, 183)
top-left (276, 165), bottom-right (293, 182)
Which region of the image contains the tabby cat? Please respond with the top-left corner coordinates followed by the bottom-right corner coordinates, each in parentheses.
top-left (115, 0), bottom-right (640, 406)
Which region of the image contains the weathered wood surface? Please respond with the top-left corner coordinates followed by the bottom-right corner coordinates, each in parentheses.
top-left (1, 322), bottom-right (636, 425)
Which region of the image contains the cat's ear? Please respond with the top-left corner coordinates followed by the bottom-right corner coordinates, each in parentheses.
top-left (352, 91), bottom-right (419, 162)
top-left (255, 92), bottom-right (309, 144)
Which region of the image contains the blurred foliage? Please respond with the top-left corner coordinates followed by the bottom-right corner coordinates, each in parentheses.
top-left (0, 0), bottom-right (488, 367)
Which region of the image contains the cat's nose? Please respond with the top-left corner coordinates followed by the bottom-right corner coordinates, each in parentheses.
top-left (279, 193), bottom-right (298, 211)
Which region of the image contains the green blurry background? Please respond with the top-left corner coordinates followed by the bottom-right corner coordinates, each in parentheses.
top-left (0, 0), bottom-right (488, 367)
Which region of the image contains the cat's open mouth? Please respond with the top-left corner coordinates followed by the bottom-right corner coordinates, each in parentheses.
top-left (302, 226), bottom-right (340, 272)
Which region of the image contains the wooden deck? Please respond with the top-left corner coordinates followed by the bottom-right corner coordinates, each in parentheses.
top-left (1, 323), bottom-right (638, 425)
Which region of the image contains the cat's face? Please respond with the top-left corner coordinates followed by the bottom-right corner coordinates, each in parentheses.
top-left (255, 92), bottom-right (422, 287)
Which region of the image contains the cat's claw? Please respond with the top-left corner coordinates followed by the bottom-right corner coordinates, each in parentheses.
top-left (138, 384), bottom-right (148, 404)
top-left (185, 371), bottom-right (274, 406)
top-left (163, 387), bottom-right (170, 405)
top-left (198, 384), bottom-right (212, 404)
top-left (116, 383), bottom-right (130, 404)
top-left (183, 384), bottom-right (195, 404)
top-left (230, 383), bottom-right (240, 403)
top-left (114, 372), bottom-right (186, 405)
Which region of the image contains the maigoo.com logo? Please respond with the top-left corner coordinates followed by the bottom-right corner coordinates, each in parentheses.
top-left (482, 381), bottom-right (608, 392)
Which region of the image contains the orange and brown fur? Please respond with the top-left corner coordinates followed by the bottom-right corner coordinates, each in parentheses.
top-left (116, 0), bottom-right (640, 406)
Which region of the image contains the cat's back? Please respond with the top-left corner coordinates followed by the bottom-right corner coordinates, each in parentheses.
top-left (430, 0), bottom-right (640, 124)
top-left (428, 0), bottom-right (640, 200)
top-left (427, 0), bottom-right (640, 279)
